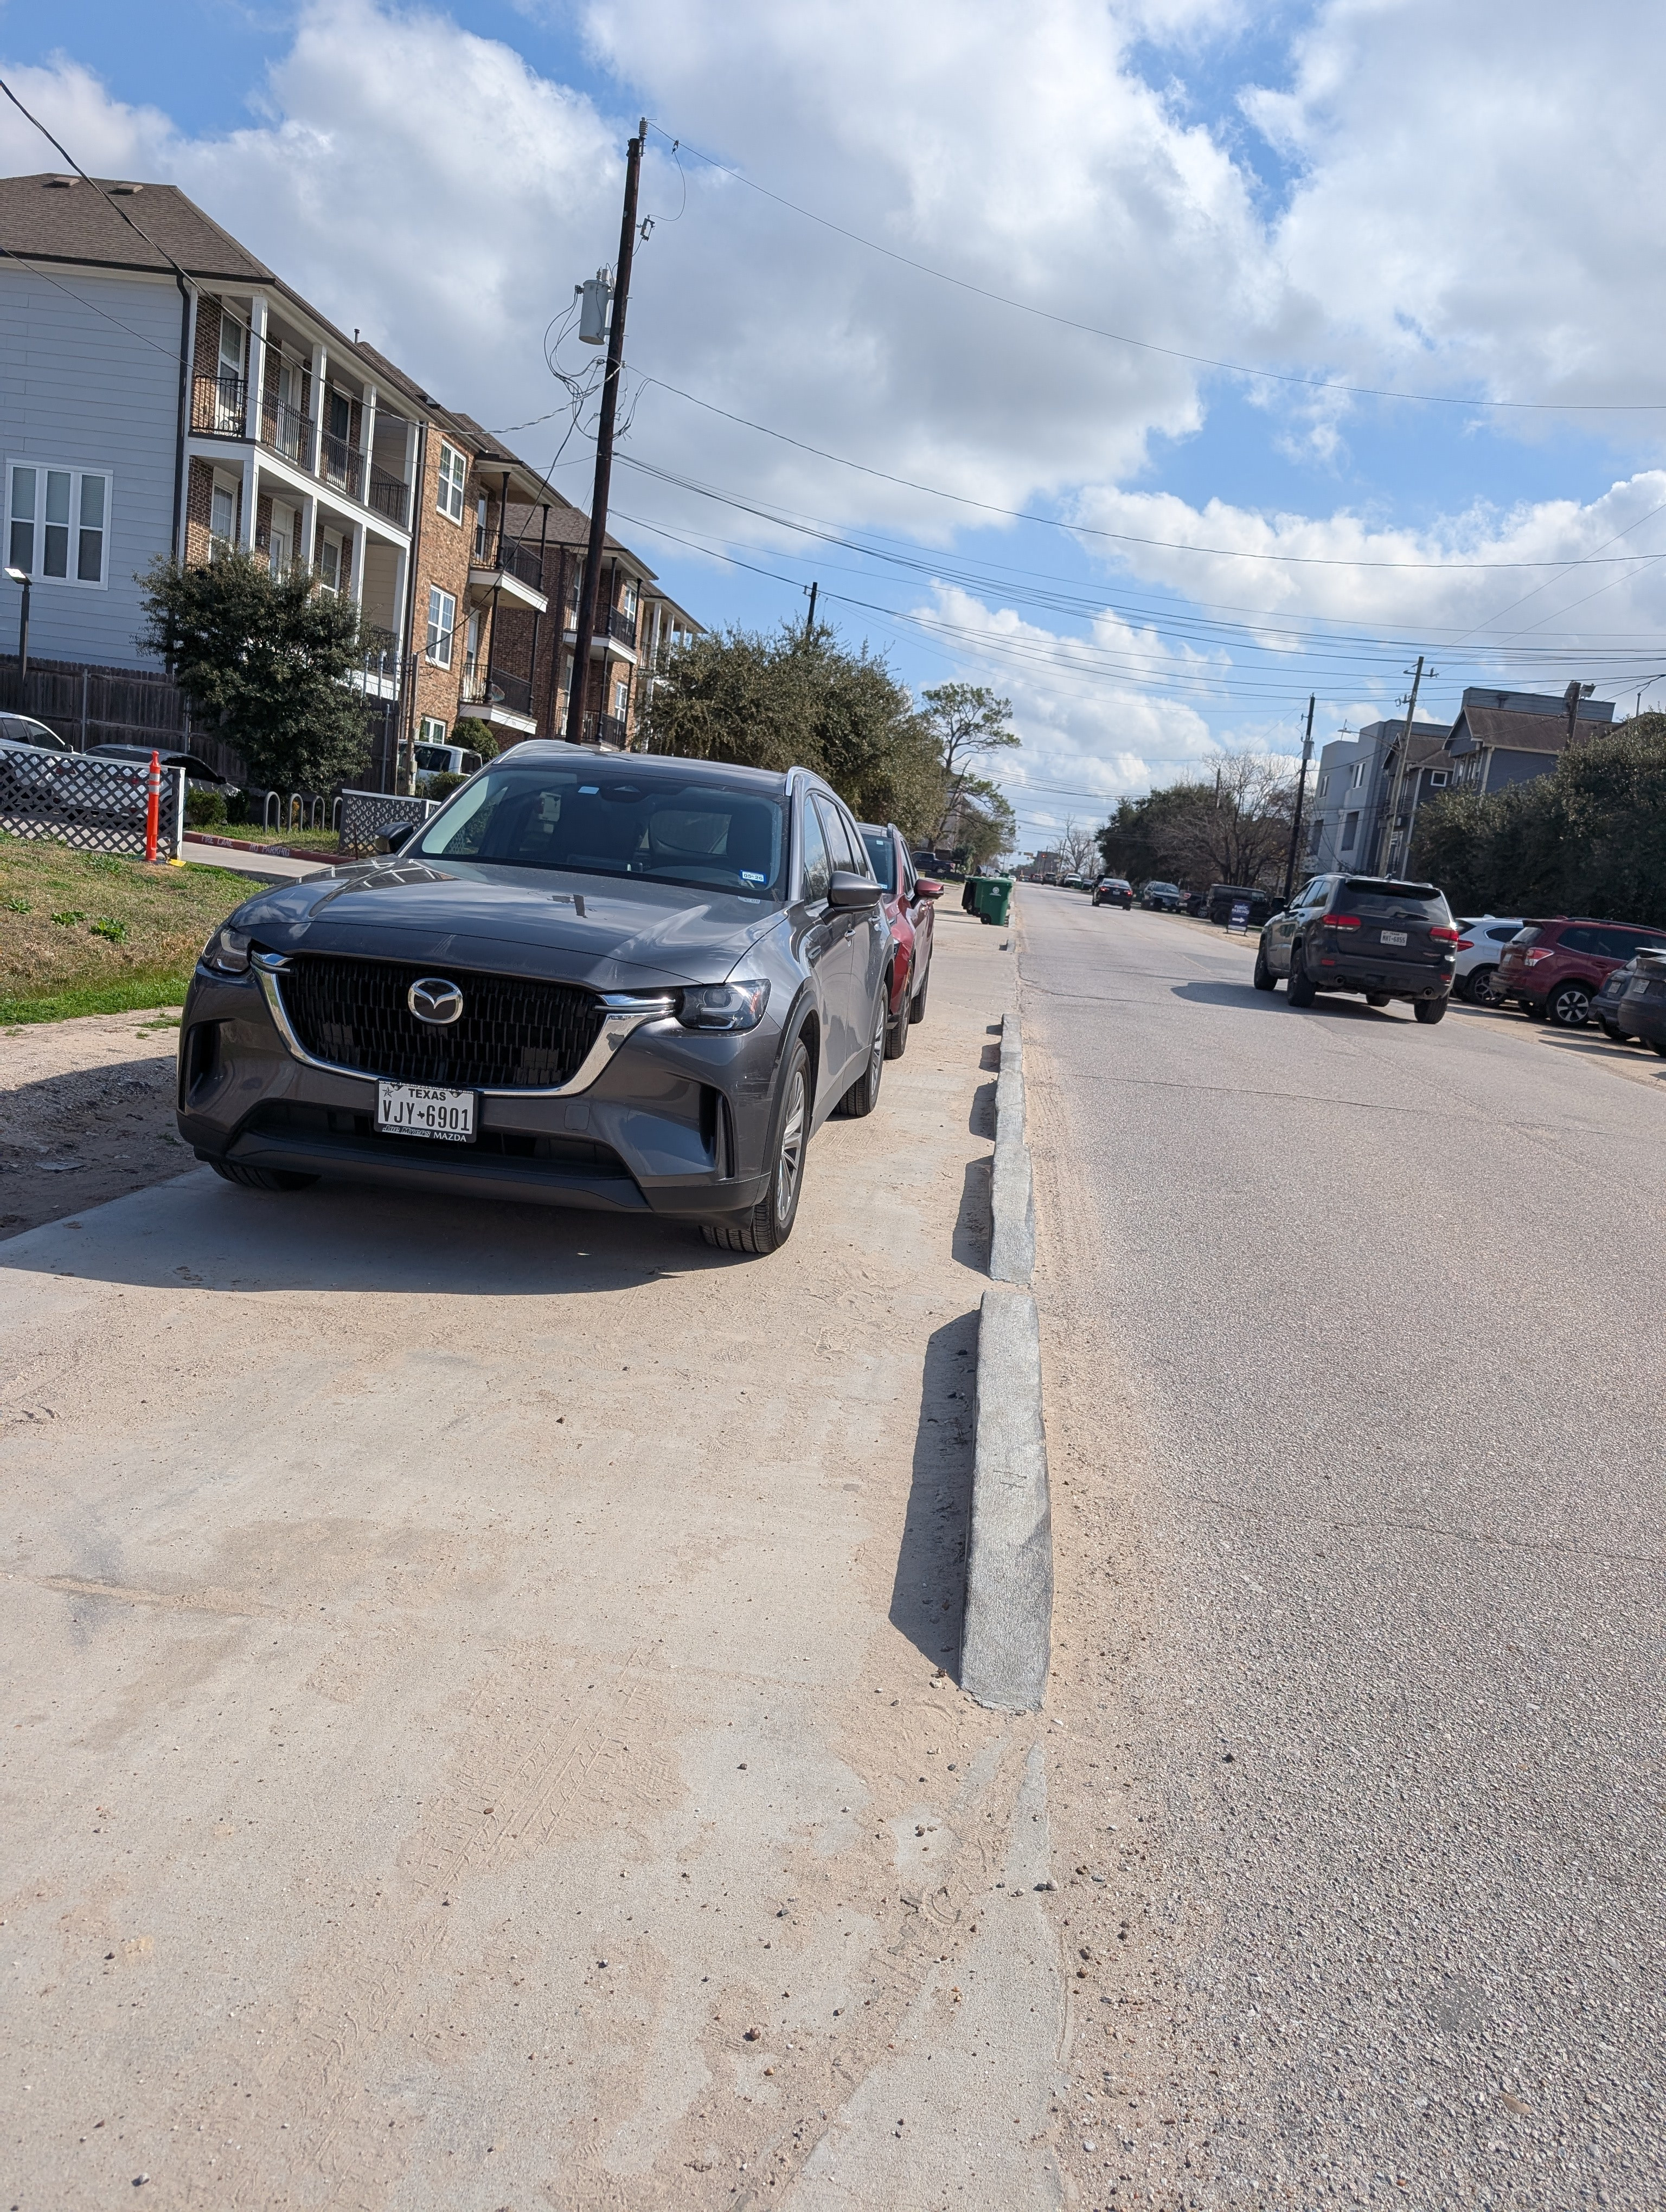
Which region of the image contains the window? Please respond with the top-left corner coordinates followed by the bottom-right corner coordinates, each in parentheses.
top-left (474, 495), bottom-right (490, 562)
top-left (1350, 761), bottom-right (1366, 788)
top-left (419, 717), bottom-right (448, 748)
top-left (816, 796), bottom-right (864, 877)
top-left (316, 532), bottom-right (342, 594)
top-left (612, 677), bottom-right (630, 719)
top-left (437, 443), bottom-right (467, 523)
top-left (1487, 925), bottom-right (1520, 943)
top-left (463, 612), bottom-right (481, 688)
top-left (622, 580), bottom-right (638, 619)
top-left (1316, 773), bottom-right (1329, 798)
top-left (209, 476), bottom-right (237, 556)
top-left (1340, 812), bottom-right (1359, 851)
top-left (8, 463), bottom-right (111, 586)
top-left (1305, 818), bottom-right (1323, 853)
top-left (268, 503), bottom-right (292, 578)
top-left (1428, 769), bottom-right (1449, 787)
top-left (862, 828), bottom-right (898, 891)
top-left (799, 801), bottom-right (832, 903)
top-left (426, 585), bottom-right (456, 666)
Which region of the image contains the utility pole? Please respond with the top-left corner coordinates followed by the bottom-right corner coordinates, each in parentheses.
top-left (565, 119), bottom-right (646, 749)
top-left (1378, 653), bottom-right (1425, 877)
top-left (1282, 693), bottom-right (1316, 903)
top-left (803, 580), bottom-right (818, 643)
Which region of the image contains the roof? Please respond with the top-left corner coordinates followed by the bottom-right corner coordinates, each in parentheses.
top-left (1450, 704), bottom-right (1582, 756)
top-left (0, 172), bottom-right (271, 281)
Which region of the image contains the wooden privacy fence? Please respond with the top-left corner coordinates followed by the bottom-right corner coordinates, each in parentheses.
top-left (0, 656), bottom-right (251, 787)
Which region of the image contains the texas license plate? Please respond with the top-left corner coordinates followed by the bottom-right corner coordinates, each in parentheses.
top-left (376, 1081), bottom-right (476, 1142)
top-left (1381, 930), bottom-right (1408, 946)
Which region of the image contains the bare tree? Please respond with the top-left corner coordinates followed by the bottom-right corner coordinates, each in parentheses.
top-left (1149, 753), bottom-right (1296, 889)
top-left (1056, 815), bottom-right (1101, 877)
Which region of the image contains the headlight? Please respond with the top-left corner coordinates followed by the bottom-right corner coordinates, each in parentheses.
top-left (203, 925), bottom-right (252, 974)
top-left (677, 980), bottom-right (769, 1031)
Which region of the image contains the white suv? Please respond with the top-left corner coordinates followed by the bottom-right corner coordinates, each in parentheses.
top-left (1453, 916), bottom-right (1524, 1004)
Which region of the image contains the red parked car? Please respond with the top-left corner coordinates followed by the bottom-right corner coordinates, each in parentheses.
top-left (1494, 916), bottom-right (1666, 1027)
top-left (860, 821), bottom-right (941, 1057)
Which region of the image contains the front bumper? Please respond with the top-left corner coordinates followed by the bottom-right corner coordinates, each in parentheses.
top-left (176, 964), bottom-right (778, 1219)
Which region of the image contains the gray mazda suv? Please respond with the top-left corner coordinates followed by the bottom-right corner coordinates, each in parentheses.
top-left (176, 747), bottom-right (893, 1253)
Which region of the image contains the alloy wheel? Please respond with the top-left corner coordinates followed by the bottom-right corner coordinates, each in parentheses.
top-left (775, 1066), bottom-right (807, 1225)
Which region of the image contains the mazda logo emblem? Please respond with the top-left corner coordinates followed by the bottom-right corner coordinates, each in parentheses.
top-left (408, 976), bottom-right (464, 1026)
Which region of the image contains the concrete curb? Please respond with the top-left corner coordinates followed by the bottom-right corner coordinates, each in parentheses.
top-left (961, 1000), bottom-right (1053, 1715)
top-left (988, 1012), bottom-right (1035, 1288)
top-left (960, 1285), bottom-right (1054, 1713)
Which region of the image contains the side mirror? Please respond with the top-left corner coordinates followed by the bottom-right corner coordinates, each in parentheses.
top-left (828, 870), bottom-right (881, 909)
top-left (917, 878), bottom-right (944, 901)
top-left (375, 820), bottom-right (418, 854)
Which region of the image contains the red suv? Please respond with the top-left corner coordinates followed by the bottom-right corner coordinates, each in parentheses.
top-left (1494, 917), bottom-right (1666, 1027)
top-left (859, 821), bottom-right (941, 1056)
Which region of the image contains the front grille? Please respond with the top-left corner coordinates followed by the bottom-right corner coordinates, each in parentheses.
top-left (277, 955), bottom-right (604, 1088)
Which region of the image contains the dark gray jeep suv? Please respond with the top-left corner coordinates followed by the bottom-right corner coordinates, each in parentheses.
top-left (176, 748), bottom-right (893, 1252)
top-left (1254, 874), bottom-right (1460, 1024)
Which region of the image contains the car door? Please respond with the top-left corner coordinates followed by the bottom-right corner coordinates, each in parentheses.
top-left (1267, 879), bottom-right (1312, 972)
top-left (816, 794), bottom-right (881, 1070)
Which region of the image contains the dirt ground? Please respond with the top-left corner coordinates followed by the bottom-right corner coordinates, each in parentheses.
top-left (0, 1008), bottom-right (188, 1239)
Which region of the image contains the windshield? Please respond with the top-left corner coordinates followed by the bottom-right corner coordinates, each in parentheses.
top-left (413, 764), bottom-right (788, 896)
top-left (860, 829), bottom-right (897, 891)
top-left (1337, 879), bottom-right (1452, 923)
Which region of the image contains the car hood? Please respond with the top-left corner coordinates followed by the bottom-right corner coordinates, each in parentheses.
top-left (225, 858), bottom-right (784, 988)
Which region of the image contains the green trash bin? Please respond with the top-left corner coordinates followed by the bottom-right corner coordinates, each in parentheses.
top-left (970, 875), bottom-right (1014, 927)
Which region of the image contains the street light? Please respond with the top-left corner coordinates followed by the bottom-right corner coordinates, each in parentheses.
top-left (1631, 671), bottom-right (1666, 717)
top-left (4, 564), bottom-right (29, 703)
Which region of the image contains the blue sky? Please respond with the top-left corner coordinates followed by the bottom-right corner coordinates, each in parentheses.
top-left (5, 0), bottom-right (1664, 852)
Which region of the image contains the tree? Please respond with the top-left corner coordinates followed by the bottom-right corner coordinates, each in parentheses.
top-left (643, 622), bottom-right (948, 839)
top-left (1055, 816), bottom-right (1100, 877)
top-left (919, 684), bottom-right (1020, 843)
top-left (1097, 754), bottom-right (1294, 890)
top-left (953, 777), bottom-right (1018, 869)
top-left (138, 551), bottom-right (371, 795)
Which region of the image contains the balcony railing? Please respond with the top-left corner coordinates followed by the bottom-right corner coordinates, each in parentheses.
top-left (463, 668), bottom-right (534, 718)
top-left (584, 712), bottom-right (630, 748)
top-left (475, 537), bottom-right (546, 593)
top-left (261, 396), bottom-right (314, 467)
top-left (192, 372), bottom-right (247, 435)
top-left (320, 429), bottom-right (364, 501)
top-left (358, 625), bottom-right (400, 674)
top-left (368, 470), bottom-right (409, 526)
top-left (605, 606), bottom-right (638, 649)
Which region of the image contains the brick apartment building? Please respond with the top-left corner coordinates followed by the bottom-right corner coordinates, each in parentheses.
top-left (0, 171), bottom-right (700, 784)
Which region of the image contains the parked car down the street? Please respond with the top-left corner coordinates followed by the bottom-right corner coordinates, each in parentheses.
top-left (413, 738), bottom-right (484, 792)
top-left (1092, 876), bottom-right (1133, 908)
top-left (1492, 917), bottom-right (1666, 1028)
top-left (1451, 916), bottom-right (1524, 1004)
top-left (1140, 880), bottom-right (1183, 911)
top-left (1254, 873), bottom-right (1459, 1024)
top-left (1207, 882), bottom-right (1274, 926)
top-left (88, 743), bottom-right (240, 799)
top-left (1615, 948), bottom-right (1666, 1056)
top-left (1589, 962), bottom-right (1637, 1040)
top-left (0, 713), bottom-right (72, 756)
top-left (177, 747), bottom-right (894, 1256)
top-left (859, 819), bottom-right (941, 1056)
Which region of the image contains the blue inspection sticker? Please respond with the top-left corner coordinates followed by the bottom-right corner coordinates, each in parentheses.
top-left (741, 870), bottom-right (767, 884)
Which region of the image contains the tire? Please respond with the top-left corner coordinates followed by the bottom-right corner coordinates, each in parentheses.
top-left (1413, 996), bottom-right (1447, 1025)
top-left (700, 1038), bottom-right (810, 1255)
top-left (908, 961), bottom-right (929, 1025)
top-left (883, 968), bottom-right (909, 1059)
top-left (210, 1159), bottom-right (319, 1193)
top-left (1366, 992), bottom-right (1391, 1007)
top-left (1548, 980), bottom-right (1592, 1028)
top-left (1651, 1040), bottom-right (1666, 1059)
top-left (1286, 946), bottom-right (1317, 1007)
top-left (835, 989), bottom-right (887, 1118)
top-left (1468, 965), bottom-right (1502, 1006)
top-left (1252, 943), bottom-right (1276, 992)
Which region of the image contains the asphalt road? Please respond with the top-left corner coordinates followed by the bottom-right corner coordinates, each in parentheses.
top-left (1019, 889), bottom-right (1665, 2210)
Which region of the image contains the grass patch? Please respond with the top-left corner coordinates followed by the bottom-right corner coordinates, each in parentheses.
top-left (190, 824), bottom-right (341, 853)
top-left (0, 834), bottom-right (253, 1025)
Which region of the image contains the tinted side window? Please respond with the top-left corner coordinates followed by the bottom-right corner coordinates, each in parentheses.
top-left (799, 801), bottom-right (832, 903)
top-left (1488, 925), bottom-right (1520, 942)
top-left (816, 797), bottom-right (860, 875)
top-left (1595, 928), bottom-right (1638, 959)
top-left (1558, 927), bottom-right (1597, 955)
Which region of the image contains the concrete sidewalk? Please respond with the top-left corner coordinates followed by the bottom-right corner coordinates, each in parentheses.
top-left (0, 905), bottom-right (1067, 2211)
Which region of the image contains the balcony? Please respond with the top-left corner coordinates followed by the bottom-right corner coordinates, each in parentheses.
top-left (191, 372), bottom-right (247, 436)
top-left (368, 470), bottom-right (409, 526)
top-left (467, 536), bottom-right (549, 614)
top-left (462, 668), bottom-right (537, 730)
top-left (564, 603), bottom-right (640, 657)
top-left (584, 712), bottom-right (630, 749)
top-left (260, 395), bottom-right (314, 468)
top-left (606, 605), bottom-right (638, 649)
top-left (351, 624), bottom-right (402, 702)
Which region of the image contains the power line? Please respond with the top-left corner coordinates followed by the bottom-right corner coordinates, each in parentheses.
top-left (646, 121), bottom-right (1666, 416)
top-left (624, 374), bottom-right (1665, 571)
